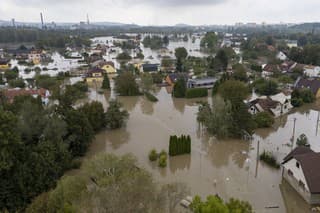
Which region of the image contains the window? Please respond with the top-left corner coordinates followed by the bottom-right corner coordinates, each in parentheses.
top-left (296, 162), bottom-right (300, 168)
top-left (288, 169), bottom-right (293, 176)
top-left (299, 180), bottom-right (305, 190)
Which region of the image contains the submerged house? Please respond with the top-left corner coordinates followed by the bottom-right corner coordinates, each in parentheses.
top-left (85, 67), bottom-right (104, 83)
top-left (247, 92), bottom-right (293, 117)
top-left (295, 77), bottom-right (320, 98)
top-left (165, 73), bottom-right (189, 86)
top-left (140, 64), bottom-right (160, 73)
top-left (3, 88), bottom-right (50, 105)
top-left (282, 147), bottom-right (320, 205)
top-left (0, 58), bottom-right (10, 69)
top-left (187, 78), bottom-right (217, 89)
top-left (262, 64), bottom-right (280, 78)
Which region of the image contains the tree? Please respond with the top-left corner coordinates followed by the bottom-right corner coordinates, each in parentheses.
top-left (291, 89), bottom-right (315, 107)
top-left (140, 73), bottom-right (153, 92)
top-left (265, 36), bottom-right (274, 45)
top-left (226, 198), bottom-right (253, 213)
top-left (232, 64), bottom-right (248, 82)
top-left (191, 195), bottom-right (253, 213)
top-left (173, 78), bottom-right (186, 98)
top-left (198, 96), bottom-right (233, 138)
top-left (0, 110), bottom-right (21, 172)
top-left (115, 72), bottom-right (140, 96)
top-left (116, 52), bottom-right (132, 61)
top-left (62, 108), bottom-right (94, 156)
top-left (252, 79), bottom-right (278, 96)
top-left (27, 153), bottom-right (165, 213)
top-left (175, 47), bottom-right (188, 60)
top-left (9, 78), bottom-right (25, 88)
top-left (218, 80), bottom-right (256, 136)
top-left (296, 134), bottom-right (309, 147)
top-left (210, 49), bottom-right (229, 72)
top-left (4, 70), bottom-right (18, 81)
top-left (101, 74), bottom-right (110, 89)
top-left (253, 112), bottom-right (275, 128)
top-left (105, 100), bottom-right (129, 129)
top-left (200, 32), bottom-right (218, 52)
top-left (176, 57), bottom-right (183, 72)
top-left (143, 35), bottom-right (165, 50)
top-left (79, 101), bottom-right (106, 132)
top-left (218, 80), bottom-right (249, 104)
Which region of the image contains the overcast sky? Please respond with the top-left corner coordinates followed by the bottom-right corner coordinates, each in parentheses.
top-left (0, 0), bottom-right (319, 25)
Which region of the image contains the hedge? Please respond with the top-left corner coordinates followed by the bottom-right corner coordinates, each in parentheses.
top-left (169, 135), bottom-right (191, 156)
top-left (260, 151), bottom-right (280, 169)
top-left (144, 91), bottom-right (158, 102)
top-left (186, 88), bottom-right (208, 99)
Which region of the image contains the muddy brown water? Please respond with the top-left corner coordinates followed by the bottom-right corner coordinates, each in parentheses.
top-left (75, 83), bottom-right (320, 213)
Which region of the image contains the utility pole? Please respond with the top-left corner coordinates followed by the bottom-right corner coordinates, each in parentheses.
top-left (291, 118), bottom-right (297, 149)
top-left (316, 112), bottom-right (320, 136)
top-left (255, 140), bottom-right (260, 178)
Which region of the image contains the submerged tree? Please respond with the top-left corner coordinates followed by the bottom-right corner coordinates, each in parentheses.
top-left (105, 100), bottom-right (129, 129)
top-left (101, 74), bottom-right (110, 90)
top-left (296, 134), bottom-right (310, 147)
top-left (115, 72), bottom-right (140, 96)
top-left (173, 78), bottom-right (186, 98)
top-left (198, 96), bottom-right (233, 138)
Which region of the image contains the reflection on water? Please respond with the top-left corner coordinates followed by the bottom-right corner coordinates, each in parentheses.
top-left (81, 86), bottom-right (320, 213)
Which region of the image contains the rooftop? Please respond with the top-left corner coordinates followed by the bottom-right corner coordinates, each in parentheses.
top-left (283, 147), bottom-right (320, 194)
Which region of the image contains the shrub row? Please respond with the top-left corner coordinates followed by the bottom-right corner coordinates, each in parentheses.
top-left (145, 92), bottom-right (158, 102)
top-left (260, 151), bottom-right (280, 169)
top-left (185, 88), bottom-right (208, 99)
top-left (169, 135), bottom-right (191, 156)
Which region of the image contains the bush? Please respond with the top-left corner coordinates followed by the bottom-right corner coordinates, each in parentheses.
top-left (144, 91), bottom-right (158, 102)
top-left (9, 78), bottom-right (25, 88)
top-left (116, 52), bottom-right (132, 61)
top-left (73, 81), bottom-right (88, 93)
top-left (151, 73), bottom-right (163, 84)
top-left (253, 112), bottom-right (274, 128)
top-left (186, 88), bottom-right (208, 99)
top-left (296, 134), bottom-right (310, 147)
top-left (291, 88), bottom-right (315, 107)
top-left (260, 151), bottom-right (280, 169)
top-left (158, 155), bottom-right (167, 168)
top-left (291, 97), bottom-right (303, 107)
top-left (148, 149), bottom-right (158, 162)
top-left (159, 150), bottom-right (167, 157)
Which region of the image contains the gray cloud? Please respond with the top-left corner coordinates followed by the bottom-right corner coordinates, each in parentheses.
top-left (1, 0), bottom-right (320, 25)
top-left (9, 0), bottom-right (228, 7)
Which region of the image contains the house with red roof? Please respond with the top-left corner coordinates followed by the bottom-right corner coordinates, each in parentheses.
top-left (3, 88), bottom-right (50, 105)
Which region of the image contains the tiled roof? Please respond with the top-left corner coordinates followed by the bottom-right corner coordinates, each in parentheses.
top-left (295, 77), bottom-right (320, 94)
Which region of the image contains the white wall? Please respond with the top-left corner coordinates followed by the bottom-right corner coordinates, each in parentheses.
top-left (283, 158), bottom-right (310, 192)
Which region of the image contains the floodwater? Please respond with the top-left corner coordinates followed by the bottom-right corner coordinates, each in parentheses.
top-left (91, 34), bottom-right (209, 70)
top-left (78, 83), bottom-right (320, 213)
top-left (10, 52), bottom-right (85, 79)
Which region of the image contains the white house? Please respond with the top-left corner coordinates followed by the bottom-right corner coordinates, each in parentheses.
top-left (269, 92), bottom-right (293, 117)
top-left (247, 92), bottom-right (293, 117)
top-left (303, 65), bottom-right (320, 78)
top-left (282, 147), bottom-right (320, 204)
top-left (276, 51), bottom-right (287, 61)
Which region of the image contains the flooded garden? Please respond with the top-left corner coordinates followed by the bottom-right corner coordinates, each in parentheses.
top-left (74, 82), bottom-right (320, 213)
